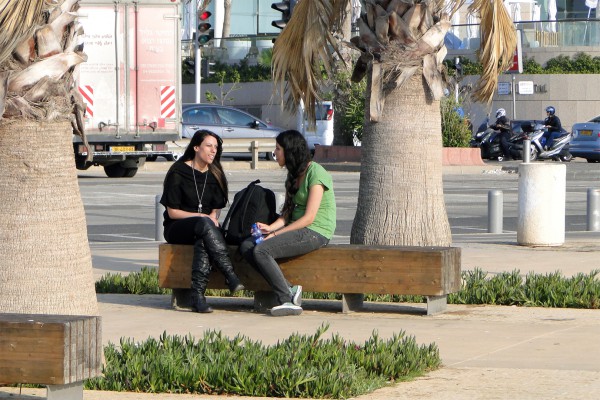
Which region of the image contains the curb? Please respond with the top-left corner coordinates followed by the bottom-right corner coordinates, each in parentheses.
top-left (313, 146), bottom-right (487, 167)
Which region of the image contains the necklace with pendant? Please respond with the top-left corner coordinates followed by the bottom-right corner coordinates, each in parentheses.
top-left (191, 159), bottom-right (208, 213)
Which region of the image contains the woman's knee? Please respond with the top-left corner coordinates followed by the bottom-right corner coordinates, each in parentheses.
top-left (239, 239), bottom-right (254, 259)
top-left (193, 217), bottom-right (216, 237)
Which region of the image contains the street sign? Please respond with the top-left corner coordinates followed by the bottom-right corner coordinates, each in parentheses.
top-left (498, 82), bottom-right (511, 95)
top-left (518, 81), bottom-right (534, 95)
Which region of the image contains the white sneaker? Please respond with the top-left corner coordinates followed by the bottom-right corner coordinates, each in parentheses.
top-left (270, 302), bottom-right (303, 316)
top-left (291, 285), bottom-right (302, 306)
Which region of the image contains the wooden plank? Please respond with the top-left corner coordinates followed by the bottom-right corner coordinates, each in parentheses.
top-left (83, 317), bottom-right (90, 380)
top-left (221, 138), bottom-right (276, 153)
top-left (158, 244), bottom-right (461, 296)
top-left (95, 317), bottom-right (103, 378)
top-left (0, 362), bottom-right (64, 385)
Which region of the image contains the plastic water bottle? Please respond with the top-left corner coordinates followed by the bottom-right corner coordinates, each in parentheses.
top-left (251, 223), bottom-right (264, 244)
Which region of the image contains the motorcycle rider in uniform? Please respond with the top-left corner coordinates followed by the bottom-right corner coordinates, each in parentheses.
top-left (543, 106), bottom-right (562, 150)
top-left (490, 108), bottom-right (513, 161)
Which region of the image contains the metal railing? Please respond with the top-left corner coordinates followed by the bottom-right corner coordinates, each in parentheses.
top-left (447, 19), bottom-right (600, 50)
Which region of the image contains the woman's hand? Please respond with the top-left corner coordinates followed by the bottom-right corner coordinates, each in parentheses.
top-left (256, 218), bottom-right (285, 240)
top-left (208, 210), bottom-right (220, 227)
top-left (167, 207), bottom-right (219, 226)
top-left (256, 222), bottom-right (271, 234)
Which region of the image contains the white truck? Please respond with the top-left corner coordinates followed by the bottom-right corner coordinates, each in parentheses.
top-left (75, 0), bottom-right (181, 177)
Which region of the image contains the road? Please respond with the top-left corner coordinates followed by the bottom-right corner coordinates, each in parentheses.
top-left (78, 161), bottom-right (599, 244)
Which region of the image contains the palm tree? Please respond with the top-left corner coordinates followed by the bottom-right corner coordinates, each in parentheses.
top-left (272, 0), bottom-right (516, 247)
top-left (0, 0), bottom-right (98, 315)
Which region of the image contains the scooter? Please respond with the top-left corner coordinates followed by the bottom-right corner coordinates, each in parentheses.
top-left (471, 127), bottom-right (525, 162)
top-left (471, 127), bottom-right (504, 160)
top-left (519, 122), bottom-right (573, 162)
top-left (505, 130), bottom-right (539, 161)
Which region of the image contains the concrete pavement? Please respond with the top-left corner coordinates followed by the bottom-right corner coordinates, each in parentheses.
top-left (2, 163), bottom-right (600, 400)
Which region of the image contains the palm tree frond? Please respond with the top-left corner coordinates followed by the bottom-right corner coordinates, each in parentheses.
top-left (272, 0), bottom-right (342, 124)
top-left (0, 71), bottom-right (8, 117)
top-left (469, 0), bottom-right (517, 103)
top-left (0, 0), bottom-right (47, 66)
top-left (8, 52), bottom-right (86, 92)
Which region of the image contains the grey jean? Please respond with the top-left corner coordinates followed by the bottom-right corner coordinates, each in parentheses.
top-left (239, 228), bottom-right (329, 305)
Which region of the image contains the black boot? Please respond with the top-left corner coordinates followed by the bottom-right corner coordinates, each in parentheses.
top-left (191, 240), bottom-right (213, 313)
top-left (191, 291), bottom-right (213, 313)
top-left (201, 223), bottom-right (245, 294)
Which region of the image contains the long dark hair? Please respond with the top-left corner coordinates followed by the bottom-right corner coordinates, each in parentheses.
top-left (277, 130), bottom-right (311, 218)
top-left (180, 129), bottom-right (228, 202)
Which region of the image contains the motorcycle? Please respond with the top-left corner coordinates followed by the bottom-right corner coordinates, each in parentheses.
top-left (470, 127), bottom-right (501, 160)
top-left (518, 121), bottom-right (573, 162)
top-left (470, 127), bottom-right (527, 162)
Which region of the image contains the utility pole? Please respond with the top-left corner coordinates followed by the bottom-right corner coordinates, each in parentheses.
top-left (194, 0), bottom-right (201, 103)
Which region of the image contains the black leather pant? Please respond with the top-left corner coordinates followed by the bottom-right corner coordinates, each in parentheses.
top-left (164, 217), bottom-right (236, 296)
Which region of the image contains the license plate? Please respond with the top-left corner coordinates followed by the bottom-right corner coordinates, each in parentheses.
top-left (110, 146), bottom-right (135, 152)
top-left (579, 130), bottom-right (593, 136)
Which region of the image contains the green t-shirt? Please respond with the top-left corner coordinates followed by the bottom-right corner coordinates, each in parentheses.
top-left (291, 162), bottom-right (336, 239)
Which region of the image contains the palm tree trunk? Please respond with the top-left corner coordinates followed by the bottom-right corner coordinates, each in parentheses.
top-left (220, 0), bottom-right (231, 49)
top-left (351, 74), bottom-right (452, 247)
top-left (0, 120), bottom-right (98, 315)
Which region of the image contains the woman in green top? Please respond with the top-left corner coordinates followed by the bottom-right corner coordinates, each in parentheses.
top-left (240, 130), bottom-right (336, 316)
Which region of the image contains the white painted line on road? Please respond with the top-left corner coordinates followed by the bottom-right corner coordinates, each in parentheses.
top-left (91, 234), bottom-right (155, 241)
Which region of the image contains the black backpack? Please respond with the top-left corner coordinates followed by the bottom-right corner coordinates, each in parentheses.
top-left (223, 179), bottom-right (278, 245)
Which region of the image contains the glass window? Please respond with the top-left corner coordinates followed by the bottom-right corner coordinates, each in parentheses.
top-left (183, 108), bottom-right (216, 124)
top-left (315, 104), bottom-right (333, 120)
top-left (215, 108), bottom-right (257, 127)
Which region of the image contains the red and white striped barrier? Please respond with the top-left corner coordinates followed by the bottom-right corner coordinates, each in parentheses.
top-left (160, 85), bottom-right (175, 119)
top-left (78, 85), bottom-right (94, 117)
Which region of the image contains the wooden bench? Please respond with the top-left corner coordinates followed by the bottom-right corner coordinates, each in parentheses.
top-left (170, 138), bottom-right (276, 169)
top-left (0, 314), bottom-right (102, 400)
top-left (221, 138), bottom-right (276, 167)
top-left (159, 244), bottom-right (461, 315)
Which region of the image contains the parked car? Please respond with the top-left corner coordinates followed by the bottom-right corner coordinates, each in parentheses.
top-left (570, 115), bottom-right (600, 163)
top-left (181, 104), bottom-right (282, 160)
top-left (297, 100), bottom-right (334, 151)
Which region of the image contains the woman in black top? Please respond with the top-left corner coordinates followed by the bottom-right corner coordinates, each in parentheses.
top-left (160, 130), bottom-right (244, 313)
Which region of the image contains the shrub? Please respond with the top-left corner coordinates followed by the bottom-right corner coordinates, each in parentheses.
top-left (453, 53), bottom-right (600, 75)
top-left (96, 267), bottom-right (600, 309)
top-left (85, 324), bottom-right (441, 398)
top-left (441, 96), bottom-right (472, 147)
top-left (95, 266), bottom-right (170, 295)
top-left (331, 68), bottom-right (366, 145)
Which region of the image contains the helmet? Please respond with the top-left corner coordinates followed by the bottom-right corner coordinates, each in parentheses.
top-left (546, 106), bottom-right (555, 115)
top-left (495, 108), bottom-right (506, 118)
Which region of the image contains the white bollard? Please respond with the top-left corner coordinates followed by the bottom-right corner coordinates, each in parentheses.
top-left (517, 163), bottom-right (566, 246)
top-left (275, 192), bottom-right (285, 214)
top-left (588, 188), bottom-right (600, 232)
top-left (155, 194), bottom-right (164, 241)
top-left (488, 190), bottom-right (503, 233)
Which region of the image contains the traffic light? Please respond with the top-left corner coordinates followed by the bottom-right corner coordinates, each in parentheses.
top-left (198, 10), bottom-right (214, 45)
top-left (182, 58), bottom-right (195, 83)
top-left (201, 58), bottom-right (215, 79)
top-left (271, 1), bottom-right (296, 30)
top-left (183, 58), bottom-right (194, 75)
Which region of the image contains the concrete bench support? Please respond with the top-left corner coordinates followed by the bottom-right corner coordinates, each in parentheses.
top-left (47, 382), bottom-right (84, 400)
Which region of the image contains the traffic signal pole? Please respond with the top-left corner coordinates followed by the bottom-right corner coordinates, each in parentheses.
top-left (194, 0), bottom-right (201, 103)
